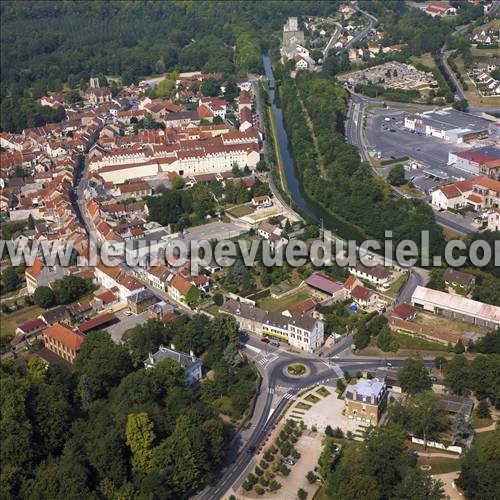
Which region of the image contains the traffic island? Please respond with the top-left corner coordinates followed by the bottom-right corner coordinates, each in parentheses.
top-left (286, 363), bottom-right (309, 378)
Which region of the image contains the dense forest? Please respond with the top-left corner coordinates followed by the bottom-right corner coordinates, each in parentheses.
top-left (0, 0), bottom-right (339, 131)
top-left (278, 70), bottom-right (446, 258)
top-left (1, 314), bottom-right (258, 499)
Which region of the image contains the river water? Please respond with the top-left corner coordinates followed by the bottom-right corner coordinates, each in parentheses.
top-left (262, 55), bottom-right (365, 242)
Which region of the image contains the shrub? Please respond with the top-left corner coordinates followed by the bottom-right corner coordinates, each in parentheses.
top-left (306, 471), bottom-right (316, 483)
top-left (255, 466), bottom-right (263, 476)
top-left (269, 479), bottom-right (281, 491)
top-left (254, 484), bottom-right (264, 495)
top-left (297, 488), bottom-right (308, 500)
top-left (280, 464), bottom-right (290, 476)
top-left (476, 399), bottom-right (491, 419)
top-left (332, 427), bottom-right (344, 438)
top-left (311, 425), bottom-right (317, 433)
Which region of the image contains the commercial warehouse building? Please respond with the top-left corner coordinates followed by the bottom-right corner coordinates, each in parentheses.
top-left (448, 146), bottom-right (500, 175)
top-left (411, 285), bottom-right (500, 329)
top-left (404, 108), bottom-right (493, 144)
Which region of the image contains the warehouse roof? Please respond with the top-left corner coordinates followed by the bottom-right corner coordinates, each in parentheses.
top-left (412, 286), bottom-right (500, 324)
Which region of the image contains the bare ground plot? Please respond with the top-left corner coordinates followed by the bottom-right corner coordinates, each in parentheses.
top-left (413, 311), bottom-right (489, 336)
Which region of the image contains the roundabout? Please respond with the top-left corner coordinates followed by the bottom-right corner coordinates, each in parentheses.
top-left (285, 362), bottom-right (308, 377)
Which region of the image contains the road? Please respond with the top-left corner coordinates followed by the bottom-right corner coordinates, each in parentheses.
top-left (439, 22), bottom-right (499, 114)
top-left (335, 5), bottom-right (378, 55)
top-left (196, 332), bottom-right (434, 500)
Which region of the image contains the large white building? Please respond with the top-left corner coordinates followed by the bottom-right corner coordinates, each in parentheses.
top-left (89, 135), bottom-right (260, 183)
top-left (411, 285), bottom-right (500, 329)
top-left (220, 299), bottom-right (324, 352)
top-left (404, 108), bottom-right (492, 144)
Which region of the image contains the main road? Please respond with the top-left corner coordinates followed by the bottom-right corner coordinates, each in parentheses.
top-left (196, 334), bottom-right (431, 500)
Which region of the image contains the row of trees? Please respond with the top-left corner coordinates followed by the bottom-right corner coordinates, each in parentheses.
top-left (279, 70), bottom-right (446, 258)
top-left (1, 313), bottom-right (256, 498)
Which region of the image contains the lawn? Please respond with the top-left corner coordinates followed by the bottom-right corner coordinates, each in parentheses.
top-left (410, 53), bottom-right (437, 70)
top-left (397, 183), bottom-right (425, 199)
top-left (471, 416), bottom-right (493, 429)
top-left (471, 47), bottom-right (499, 58)
top-left (226, 204), bottom-right (253, 218)
top-left (0, 305), bottom-right (44, 338)
top-left (258, 289), bottom-right (311, 313)
top-left (417, 456), bottom-right (461, 475)
top-left (296, 402), bottom-right (312, 411)
top-left (305, 394), bottom-right (321, 404)
top-left (384, 274), bottom-right (408, 298)
top-left (357, 332), bottom-right (448, 357)
top-left (316, 387), bottom-right (331, 398)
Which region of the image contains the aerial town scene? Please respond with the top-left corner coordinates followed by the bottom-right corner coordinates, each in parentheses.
top-left (0, 1), bottom-right (499, 499)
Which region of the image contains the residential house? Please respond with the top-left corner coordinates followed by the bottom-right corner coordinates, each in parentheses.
top-left (257, 221), bottom-right (288, 251)
top-left (488, 209), bottom-right (500, 231)
top-left (391, 303), bottom-right (417, 321)
top-left (145, 264), bottom-right (172, 291)
top-left (25, 258), bottom-right (69, 294)
top-left (251, 195), bottom-right (273, 208)
top-left (443, 268), bottom-right (475, 290)
top-left (348, 262), bottom-right (392, 287)
top-left (94, 263), bottom-right (145, 301)
top-left (168, 274), bottom-right (195, 303)
top-left (144, 344), bottom-right (202, 385)
top-left (431, 176), bottom-right (500, 211)
top-left (38, 305), bottom-right (71, 326)
top-left (42, 322), bottom-right (84, 364)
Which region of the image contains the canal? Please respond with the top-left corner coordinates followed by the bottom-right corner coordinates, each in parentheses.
top-left (262, 56), bottom-right (366, 243)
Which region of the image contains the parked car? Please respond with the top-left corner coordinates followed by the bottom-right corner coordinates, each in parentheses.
top-left (282, 458), bottom-right (295, 466)
top-left (261, 337), bottom-right (270, 343)
top-left (270, 340), bottom-right (280, 347)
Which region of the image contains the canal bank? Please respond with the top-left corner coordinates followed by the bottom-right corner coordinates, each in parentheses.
top-left (262, 55), bottom-right (367, 243)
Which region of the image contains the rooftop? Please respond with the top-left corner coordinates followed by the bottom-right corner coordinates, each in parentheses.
top-left (305, 272), bottom-right (344, 295)
top-left (410, 108), bottom-right (492, 133)
top-left (145, 344), bottom-right (199, 369)
top-left (412, 286), bottom-right (500, 324)
top-left (346, 378), bottom-right (385, 398)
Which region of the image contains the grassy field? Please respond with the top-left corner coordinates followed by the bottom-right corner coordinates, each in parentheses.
top-left (417, 456), bottom-right (461, 475)
top-left (398, 183), bottom-right (425, 199)
top-left (358, 331), bottom-right (448, 356)
top-left (410, 52), bottom-right (437, 70)
top-left (471, 47), bottom-right (499, 58)
top-left (226, 204), bottom-right (253, 218)
top-left (385, 274), bottom-right (408, 298)
top-left (258, 288), bottom-right (311, 313)
top-left (0, 305), bottom-right (44, 338)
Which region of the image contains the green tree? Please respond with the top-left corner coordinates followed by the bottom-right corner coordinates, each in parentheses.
top-left (475, 399), bottom-right (491, 419)
top-left (126, 412), bottom-right (155, 473)
top-left (451, 407), bottom-right (472, 446)
top-left (399, 358), bottom-right (432, 394)
top-left (392, 467), bottom-right (445, 499)
top-left (33, 286), bottom-right (56, 308)
top-left (1, 267), bottom-right (20, 293)
top-left (297, 488), bottom-right (308, 499)
top-left (376, 325), bottom-right (394, 352)
top-left (27, 214), bottom-right (35, 230)
top-left (172, 176), bottom-right (185, 190)
top-left (387, 164), bottom-right (407, 186)
top-left (390, 392), bottom-right (448, 445)
top-left (454, 339), bottom-right (465, 354)
top-left (443, 355), bottom-right (470, 395)
top-left (457, 430), bottom-right (500, 500)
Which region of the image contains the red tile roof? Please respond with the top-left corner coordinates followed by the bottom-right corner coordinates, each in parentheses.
top-left (43, 323), bottom-right (84, 351)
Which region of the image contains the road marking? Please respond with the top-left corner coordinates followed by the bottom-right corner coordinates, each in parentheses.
top-left (244, 344), bottom-right (261, 354)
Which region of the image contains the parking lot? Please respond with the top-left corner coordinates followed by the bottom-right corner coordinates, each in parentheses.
top-left (180, 220), bottom-right (249, 242)
top-left (106, 309), bottom-right (151, 344)
top-left (365, 108), bottom-right (478, 195)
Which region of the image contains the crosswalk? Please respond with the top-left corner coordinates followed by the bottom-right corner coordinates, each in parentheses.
top-left (256, 352), bottom-right (279, 367)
